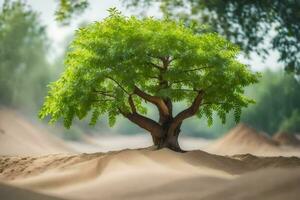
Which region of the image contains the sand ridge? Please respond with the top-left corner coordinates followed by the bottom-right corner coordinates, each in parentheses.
top-left (0, 148), bottom-right (300, 200)
top-left (1, 109), bottom-right (300, 200)
top-left (0, 182), bottom-right (66, 200)
top-left (0, 108), bottom-right (72, 156)
top-left (207, 123), bottom-right (300, 156)
top-left (273, 131), bottom-right (300, 146)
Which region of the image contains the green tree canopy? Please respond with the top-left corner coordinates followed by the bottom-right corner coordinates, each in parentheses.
top-left (55, 0), bottom-right (89, 24)
top-left (241, 71), bottom-right (300, 134)
top-left (124, 0), bottom-right (300, 74)
top-left (40, 10), bottom-right (259, 151)
top-left (279, 110), bottom-right (300, 133)
top-left (0, 0), bottom-right (50, 111)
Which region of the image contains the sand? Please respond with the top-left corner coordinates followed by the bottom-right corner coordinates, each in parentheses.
top-left (1, 110), bottom-right (300, 200)
top-left (207, 123), bottom-right (300, 156)
top-left (68, 133), bottom-right (211, 153)
top-left (0, 108), bottom-right (72, 156)
top-left (0, 182), bottom-right (65, 200)
top-left (0, 148), bottom-right (300, 200)
top-left (273, 131), bottom-right (300, 146)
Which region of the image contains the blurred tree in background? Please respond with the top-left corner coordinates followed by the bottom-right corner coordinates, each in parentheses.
top-left (55, 0), bottom-right (89, 25)
top-left (123, 0), bottom-right (300, 74)
top-left (241, 71), bottom-right (300, 134)
top-left (279, 110), bottom-right (300, 133)
top-left (0, 0), bottom-right (51, 112)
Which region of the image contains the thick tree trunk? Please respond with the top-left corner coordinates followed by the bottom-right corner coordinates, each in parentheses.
top-left (159, 131), bottom-right (181, 152)
top-left (151, 123), bottom-right (182, 152)
top-left (121, 87), bottom-right (203, 153)
top-left (151, 134), bottom-right (160, 146)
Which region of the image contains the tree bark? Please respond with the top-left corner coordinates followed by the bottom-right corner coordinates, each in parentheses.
top-left (151, 134), bottom-right (161, 146)
top-left (158, 127), bottom-right (183, 152)
top-left (119, 86), bottom-right (204, 152)
top-left (152, 119), bottom-right (183, 152)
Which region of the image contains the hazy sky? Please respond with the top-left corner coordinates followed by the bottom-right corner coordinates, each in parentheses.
top-left (1, 0), bottom-right (282, 71)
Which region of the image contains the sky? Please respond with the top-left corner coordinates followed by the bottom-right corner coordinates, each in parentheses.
top-left (1, 0), bottom-right (282, 71)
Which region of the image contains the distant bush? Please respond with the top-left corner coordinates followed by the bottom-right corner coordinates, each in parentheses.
top-left (241, 71), bottom-right (300, 135)
top-left (279, 110), bottom-right (300, 133)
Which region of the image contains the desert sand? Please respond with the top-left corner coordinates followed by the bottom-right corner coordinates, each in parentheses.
top-left (0, 182), bottom-right (65, 200)
top-left (273, 131), bottom-right (300, 146)
top-left (1, 110), bottom-right (300, 200)
top-left (0, 108), bottom-right (72, 156)
top-left (207, 123), bottom-right (300, 157)
top-left (0, 148), bottom-right (300, 200)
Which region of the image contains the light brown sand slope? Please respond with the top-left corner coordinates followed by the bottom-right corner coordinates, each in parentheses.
top-left (273, 131), bottom-right (300, 146)
top-left (0, 108), bottom-right (72, 156)
top-left (0, 182), bottom-right (66, 200)
top-left (123, 168), bottom-right (300, 200)
top-left (207, 123), bottom-right (300, 156)
top-left (0, 148), bottom-right (300, 200)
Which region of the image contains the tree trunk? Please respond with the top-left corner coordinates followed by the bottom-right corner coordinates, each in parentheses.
top-left (151, 123), bottom-right (182, 152)
top-left (151, 134), bottom-right (160, 146)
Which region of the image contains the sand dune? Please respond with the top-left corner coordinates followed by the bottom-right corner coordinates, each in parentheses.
top-left (1, 111), bottom-right (300, 200)
top-left (273, 131), bottom-right (300, 146)
top-left (0, 108), bottom-right (72, 156)
top-left (206, 123), bottom-right (300, 156)
top-left (0, 148), bottom-right (300, 200)
top-left (69, 134), bottom-right (211, 153)
top-left (0, 182), bottom-right (65, 200)
top-left (123, 168), bottom-right (300, 200)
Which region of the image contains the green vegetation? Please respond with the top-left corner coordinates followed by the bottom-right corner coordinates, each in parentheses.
top-left (0, 0), bottom-right (50, 112)
top-left (180, 70), bottom-right (300, 137)
top-left (241, 71), bottom-right (300, 134)
top-left (39, 9), bottom-right (259, 150)
top-left (55, 0), bottom-right (89, 25)
top-left (124, 0), bottom-right (300, 74)
top-left (279, 110), bottom-right (300, 133)
top-left (1, 0), bottom-right (298, 142)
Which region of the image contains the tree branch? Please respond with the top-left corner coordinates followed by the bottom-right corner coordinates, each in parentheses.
top-left (146, 61), bottom-right (163, 70)
top-left (180, 66), bottom-right (212, 73)
top-left (161, 56), bottom-right (170, 69)
top-left (128, 95), bottom-right (136, 113)
top-left (164, 98), bottom-right (173, 119)
top-left (146, 75), bottom-right (160, 79)
top-left (133, 86), bottom-right (170, 117)
top-left (169, 88), bottom-right (199, 92)
top-left (170, 79), bottom-right (193, 84)
top-left (119, 109), bottom-right (163, 138)
top-left (168, 90), bottom-right (204, 135)
top-left (201, 102), bottom-right (227, 105)
top-left (169, 56), bottom-right (177, 63)
top-left (93, 90), bottom-right (116, 98)
top-left (105, 76), bottom-right (130, 95)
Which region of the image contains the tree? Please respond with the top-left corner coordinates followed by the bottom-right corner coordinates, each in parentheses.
top-left (279, 110), bottom-right (300, 133)
top-left (39, 9), bottom-right (259, 151)
top-left (123, 0), bottom-right (300, 74)
top-left (241, 71), bottom-right (300, 134)
top-left (55, 0), bottom-right (89, 25)
top-left (0, 0), bottom-right (50, 111)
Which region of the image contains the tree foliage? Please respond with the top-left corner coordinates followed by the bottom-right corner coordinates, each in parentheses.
top-left (0, 0), bottom-right (50, 110)
top-left (39, 9), bottom-right (259, 144)
top-left (124, 0), bottom-right (300, 74)
top-left (279, 110), bottom-right (300, 133)
top-left (55, 0), bottom-right (89, 24)
top-left (241, 71), bottom-right (300, 134)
